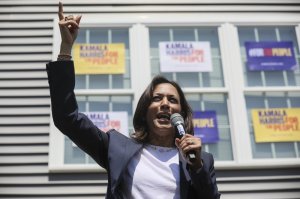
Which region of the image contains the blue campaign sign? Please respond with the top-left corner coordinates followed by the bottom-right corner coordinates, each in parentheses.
top-left (193, 111), bottom-right (219, 144)
top-left (245, 41), bottom-right (298, 71)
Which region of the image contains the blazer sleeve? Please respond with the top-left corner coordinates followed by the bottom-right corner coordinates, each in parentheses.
top-left (189, 152), bottom-right (221, 199)
top-left (46, 61), bottom-right (108, 169)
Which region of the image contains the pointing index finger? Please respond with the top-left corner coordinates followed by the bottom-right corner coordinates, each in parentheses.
top-left (58, 2), bottom-right (64, 20)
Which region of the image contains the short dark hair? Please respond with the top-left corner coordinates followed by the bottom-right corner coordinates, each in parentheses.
top-left (131, 75), bottom-right (194, 142)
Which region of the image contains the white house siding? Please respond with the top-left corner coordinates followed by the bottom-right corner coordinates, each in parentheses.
top-left (0, 0), bottom-right (300, 198)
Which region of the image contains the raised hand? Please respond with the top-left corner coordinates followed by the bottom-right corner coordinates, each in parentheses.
top-left (58, 1), bottom-right (82, 55)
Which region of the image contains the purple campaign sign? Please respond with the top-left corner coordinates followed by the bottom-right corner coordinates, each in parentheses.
top-left (193, 111), bottom-right (219, 144)
top-left (245, 41), bottom-right (298, 71)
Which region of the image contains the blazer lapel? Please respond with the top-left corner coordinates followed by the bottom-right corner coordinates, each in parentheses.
top-left (180, 160), bottom-right (190, 199)
top-left (109, 131), bottom-right (143, 193)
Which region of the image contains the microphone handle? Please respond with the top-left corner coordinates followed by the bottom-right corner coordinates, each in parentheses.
top-left (175, 124), bottom-right (196, 162)
top-left (187, 151), bottom-right (196, 162)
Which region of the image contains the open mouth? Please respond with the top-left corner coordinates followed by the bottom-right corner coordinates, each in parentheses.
top-left (157, 112), bottom-right (171, 121)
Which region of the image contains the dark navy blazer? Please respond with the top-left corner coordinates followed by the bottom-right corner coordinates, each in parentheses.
top-left (46, 61), bottom-right (221, 199)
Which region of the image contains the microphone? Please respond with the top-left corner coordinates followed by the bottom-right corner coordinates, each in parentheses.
top-left (170, 113), bottom-right (196, 162)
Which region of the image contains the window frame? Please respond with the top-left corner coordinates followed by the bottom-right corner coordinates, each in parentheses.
top-left (49, 13), bottom-right (300, 172)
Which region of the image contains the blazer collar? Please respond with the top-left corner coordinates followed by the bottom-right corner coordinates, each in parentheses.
top-left (179, 158), bottom-right (190, 199)
top-left (109, 136), bottom-right (143, 193)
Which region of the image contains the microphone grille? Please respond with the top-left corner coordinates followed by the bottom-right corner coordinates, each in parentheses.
top-left (170, 113), bottom-right (184, 126)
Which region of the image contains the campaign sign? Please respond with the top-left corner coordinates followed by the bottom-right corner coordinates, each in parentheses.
top-left (251, 108), bottom-right (300, 142)
top-left (85, 112), bottom-right (129, 137)
top-left (245, 41), bottom-right (297, 71)
top-left (193, 111), bottom-right (219, 143)
top-left (73, 43), bottom-right (125, 74)
top-left (159, 41), bottom-right (213, 72)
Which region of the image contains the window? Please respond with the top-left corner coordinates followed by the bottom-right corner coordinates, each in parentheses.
top-left (66, 28), bottom-right (133, 165)
top-left (238, 26), bottom-right (300, 159)
top-left (49, 26), bottom-right (135, 170)
top-left (239, 26), bottom-right (300, 87)
top-left (245, 92), bottom-right (300, 159)
top-left (186, 93), bottom-right (232, 160)
top-left (150, 27), bottom-right (224, 87)
top-left (65, 95), bottom-right (133, 164)
top-left (149, 27), bottom-right (233, 161)
top-left (75, 28), bottom-right (131, 89)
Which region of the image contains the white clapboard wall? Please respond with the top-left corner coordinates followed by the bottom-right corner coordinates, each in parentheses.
top-left (0, 0), bottom-right (300, 198)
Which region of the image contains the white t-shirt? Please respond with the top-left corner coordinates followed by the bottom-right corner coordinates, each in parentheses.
top-left (121, 145), bottom-right (180, 199)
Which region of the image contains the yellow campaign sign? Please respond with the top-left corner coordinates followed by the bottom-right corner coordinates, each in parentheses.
top-left (73, 43), bottom-right (125, 74)
top-left (251, 108), bottom-right (300, 143)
